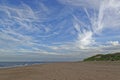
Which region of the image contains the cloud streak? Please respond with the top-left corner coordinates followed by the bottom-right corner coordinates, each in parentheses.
top-left (0, 0), bottom-right (120, 61)
top-left (0, 1), bottom-right (75, 57)
top-left (60, 0), bottom-right (120, 49)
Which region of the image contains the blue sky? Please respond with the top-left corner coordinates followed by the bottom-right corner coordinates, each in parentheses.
top-left (0, 0), bottom-right (120, 61)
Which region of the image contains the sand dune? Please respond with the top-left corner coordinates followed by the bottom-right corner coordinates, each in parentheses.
top-left (0, 61), bottom-right (120, 80)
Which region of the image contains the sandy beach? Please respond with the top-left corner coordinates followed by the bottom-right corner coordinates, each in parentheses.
top-left (0, 61), bottom-right (120, 80)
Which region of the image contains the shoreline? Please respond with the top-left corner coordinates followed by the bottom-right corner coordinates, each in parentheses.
top-left (0, 61), bottom-right (78, 69)
top-left (0, 61), bottom-right (120, 70)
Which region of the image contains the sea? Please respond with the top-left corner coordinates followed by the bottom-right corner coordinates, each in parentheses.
top-left (0, 62), bottom-right (52, 68)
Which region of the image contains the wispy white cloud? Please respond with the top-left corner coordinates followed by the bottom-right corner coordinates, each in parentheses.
top-left (0, 3), bottom-right (46, 53)
top-left (0, 0), bottom-right (120, 61)
top-left (58, 0), bottom-right (102, 9)
top-left (107, 41), bottom-right (120, 46)
top-left (59, 0), bottom-right (120, 49)
top-left (76, 31), bottom-right (94, 49)
top-left (0, 2), bottom-right (75, 58)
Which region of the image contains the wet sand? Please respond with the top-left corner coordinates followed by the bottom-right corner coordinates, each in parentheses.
top-left (0, 61), bottom-right (120, 80)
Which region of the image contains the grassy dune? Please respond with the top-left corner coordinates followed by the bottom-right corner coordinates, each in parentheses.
top-left (84, 52), bottom-right (120, 61)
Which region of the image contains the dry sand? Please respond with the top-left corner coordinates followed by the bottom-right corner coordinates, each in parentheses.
top-left (0, 61), bottom-right (120, 80)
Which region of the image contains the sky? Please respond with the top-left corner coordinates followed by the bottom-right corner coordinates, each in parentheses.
top-left (0, 0), bottom-right (120, 61)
